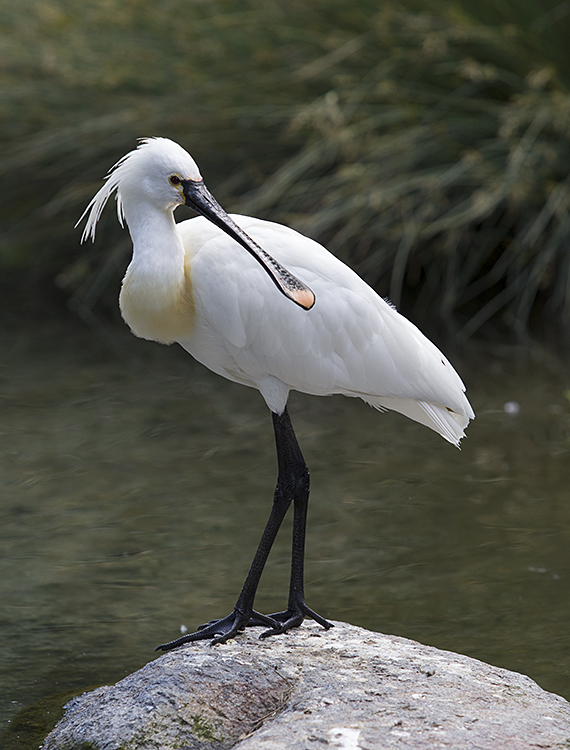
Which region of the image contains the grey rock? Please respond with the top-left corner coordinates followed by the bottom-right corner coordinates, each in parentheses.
top-left (42, 620), bottom-right (570, 749)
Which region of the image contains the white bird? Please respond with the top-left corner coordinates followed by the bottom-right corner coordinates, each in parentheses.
top-left (78, 137), bottom-right (474, 649)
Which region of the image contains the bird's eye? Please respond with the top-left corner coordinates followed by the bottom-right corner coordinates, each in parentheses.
top-left (169, 175), bottom-right (181, 186)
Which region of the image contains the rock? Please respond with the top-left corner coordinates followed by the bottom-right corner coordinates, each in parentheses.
top-left (41, 620), bottom-right (570, 749)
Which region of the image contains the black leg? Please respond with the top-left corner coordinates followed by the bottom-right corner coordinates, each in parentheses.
top-left (255, 408), bottom-right (333, 637)
top-left (155, 406), bottom-right (331, 651)
top-left (155, 472), bottom-right (291, 649)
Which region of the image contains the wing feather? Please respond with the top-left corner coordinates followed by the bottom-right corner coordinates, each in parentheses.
top-left (180, 215), bottom-right (473, 444)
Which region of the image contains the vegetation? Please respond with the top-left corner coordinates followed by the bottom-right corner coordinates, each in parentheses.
top-left (1, 0), bottom-right (570, 344)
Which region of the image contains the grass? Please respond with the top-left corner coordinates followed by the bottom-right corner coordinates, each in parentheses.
top-left (1, 0), bottom-right (570, 343)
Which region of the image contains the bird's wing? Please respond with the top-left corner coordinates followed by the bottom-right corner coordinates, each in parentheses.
top-left (181, 216), bottom-right (473, 444)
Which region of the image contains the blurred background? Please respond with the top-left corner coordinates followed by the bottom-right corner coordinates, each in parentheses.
top-left (3, 0), bottom-right (570, 341)
top-left (1, 1), bottom-right (570, 746)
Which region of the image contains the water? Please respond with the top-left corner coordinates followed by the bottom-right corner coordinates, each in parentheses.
top-left (1, 317), bottom-right (569, 736)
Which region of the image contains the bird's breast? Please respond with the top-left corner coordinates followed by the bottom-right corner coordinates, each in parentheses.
top-left (119, 256), bottom-right (195, 344)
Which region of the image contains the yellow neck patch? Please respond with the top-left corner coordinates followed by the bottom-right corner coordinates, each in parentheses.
top-left (119, 256), bottom-right (195, 344)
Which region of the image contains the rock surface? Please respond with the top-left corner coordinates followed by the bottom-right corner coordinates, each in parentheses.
top-left (42, 620), bottom-right (570, 749)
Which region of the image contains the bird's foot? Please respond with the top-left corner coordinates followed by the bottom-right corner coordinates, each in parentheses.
top-left (252, 600), bottom-right (333, 638)
top-left (155, 608), bottom-right (278, 650)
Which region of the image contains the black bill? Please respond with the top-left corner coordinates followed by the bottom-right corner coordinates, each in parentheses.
top-left (181, 178), bottom-right (315, 311)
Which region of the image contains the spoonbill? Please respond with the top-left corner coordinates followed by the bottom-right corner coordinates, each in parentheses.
top-left (78, 137), bottom-right (474, 649)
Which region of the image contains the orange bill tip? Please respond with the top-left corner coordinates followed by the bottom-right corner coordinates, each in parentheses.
top-left (290, 288), bottom-right (316, 310)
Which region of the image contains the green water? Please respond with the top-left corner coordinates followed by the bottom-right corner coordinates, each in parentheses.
top-left (1, 317), bottom-right (569, 737)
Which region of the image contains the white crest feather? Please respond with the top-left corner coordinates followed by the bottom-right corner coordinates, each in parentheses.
top-left (75, 150), bottom-right (131, 243)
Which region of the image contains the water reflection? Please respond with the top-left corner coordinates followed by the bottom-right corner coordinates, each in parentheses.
top-left (1, 318), bottom-right (569, 727)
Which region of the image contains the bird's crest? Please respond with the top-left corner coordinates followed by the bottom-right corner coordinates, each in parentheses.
top-left (75, 137), bottom-right (198, 243)
top-left (75, 151), bottom-right (129, 243)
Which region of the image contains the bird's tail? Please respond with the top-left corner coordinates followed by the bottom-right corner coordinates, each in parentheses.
top-left (366, 397), bottom-right (471, 448)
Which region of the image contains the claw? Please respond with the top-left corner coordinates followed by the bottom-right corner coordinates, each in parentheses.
top-left (156, 609), bottom-right (281, 651)
top-left (259, 601), bottom-right (333, 638)
top-left (156, 601), bottom-right (331, 650)
top-left (156, 610), bottom-right (248, 650)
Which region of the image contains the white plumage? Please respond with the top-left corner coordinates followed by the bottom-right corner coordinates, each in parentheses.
top-left (80, 137), bottom-right (473, 446)
top-left (78, 137), bottom-right (474, 648)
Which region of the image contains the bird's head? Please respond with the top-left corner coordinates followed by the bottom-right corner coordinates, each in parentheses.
top-left (134, 138), bottom-right (204, 210)
top-left (77, 137), bottom-right (316, 310)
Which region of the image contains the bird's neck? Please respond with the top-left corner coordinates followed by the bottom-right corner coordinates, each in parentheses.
top-left (125, 201), bottom-right (182, 264)
top-left (119, 202), bottom-right (195, 344)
